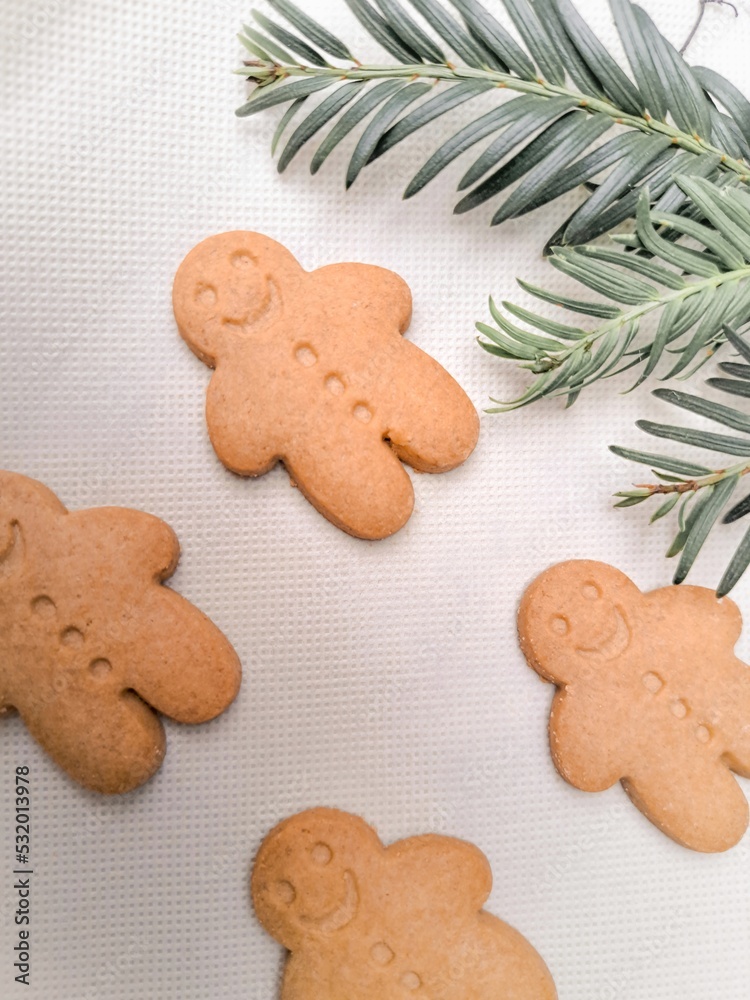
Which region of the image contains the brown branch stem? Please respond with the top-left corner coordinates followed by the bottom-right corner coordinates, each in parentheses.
top-left (680, 0), bottom-right (739, 56)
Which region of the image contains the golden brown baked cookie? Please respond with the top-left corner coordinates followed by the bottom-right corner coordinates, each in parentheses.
top-left (0, 470), bottom-right (241, 794)
top-left (518, 559), bottom-right (750, 853)
top-left (252, 807), bottom-right (557, 999)
top-left (173, 232), bottom-right (479, 539)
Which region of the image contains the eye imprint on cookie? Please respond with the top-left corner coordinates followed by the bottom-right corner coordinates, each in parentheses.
top-left (230, 251), bottom-right (257, 269)
top-left (550, 615), bottom-right (569, 635)
top-left (295, 344), bottom-right (318, 368)
top-left (370, 942), bottom-right (395, 966)
top-left (31, 595), bottom-right (56, 619)
top-left (641, 672), bottom-right (664, 695)
top-left (311, 843), bottom-right (333, 866)
top-left (60, 626), bottom-right (84, 647)
top-left (581, 582), bottom-right (601, 601)
top-left (89, 658), bottom-right (113, 681)
top-left (695, 724), bottom-right (712, 744)
top-left (325, 374), bottom-right (345, 397)
top-left (671, 699), bottom-right (689, 719)
top-left (400, 972), bottom-right (421, 990)
top-left (353, 404), bottom-right (373, 424)
top-left (275, 880), bottom-right (296, 905)
top-left (196, 284), bottom-right (217, 306)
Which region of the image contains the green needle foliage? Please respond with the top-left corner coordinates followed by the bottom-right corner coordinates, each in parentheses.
top-left (478, 177), bottom-right (750, 408)
top-left (236, 0), bottom-right (750, 245)
top-left (613, 327), bottom-right (750, 594)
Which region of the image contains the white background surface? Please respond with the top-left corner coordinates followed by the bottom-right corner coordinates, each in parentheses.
top-left (2, 1), bottom-right (750, 997)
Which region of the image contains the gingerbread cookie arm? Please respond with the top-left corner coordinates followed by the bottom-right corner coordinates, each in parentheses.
top-left (124, 587), bottom-right (241, 724)
top-left (386, 834), bottom-right (493, 917)
top-left (310, 262), bottom-right (413, 337)
top-left (204, 364), bottom-right (281, 477)
top-left (280, 952), bottom-right (331, 1000)
top-left (68, 507), bottom-right (180, 580)
top-left (548, 690), bottom-right (625, 792)
top-left (21, 689), bottom-right (165, 794)
top-left (474, 912), bottom-right (558, 1000)
top-left (645, 584), bottom-right (744, 650)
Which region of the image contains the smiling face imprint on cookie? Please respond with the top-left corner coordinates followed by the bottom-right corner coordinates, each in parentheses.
top-left (173, 234), bottom-right (296, 363)
top-left (519, 561), bottom-right (639, 686)
top-left (251, 810), bottom-right (377, 949)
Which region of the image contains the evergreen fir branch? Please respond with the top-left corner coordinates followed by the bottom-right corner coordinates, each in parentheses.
top-left (236, 0), bottom-right (748, 245)
top-left (479, 179), bottom-right (750, 409)
top-left (612, 330), bottom-right (750, 593)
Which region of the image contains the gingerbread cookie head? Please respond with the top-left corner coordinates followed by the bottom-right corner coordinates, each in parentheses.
top-left (519, 560), bottom-right (750, 852)
top-left (252, 808), bottom-right (557, 999)
top-left (173, 232), bottom-right (479, 539)
top-left (173, 232), bottom-right (298, 365)
top-left (0, 470), bottom-right (241, 794)
top-left (252, 808), bottom-right (378, 951)
top-left (518, 560), bottom-right (638, 684)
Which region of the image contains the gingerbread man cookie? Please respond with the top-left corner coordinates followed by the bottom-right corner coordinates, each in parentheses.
top-left (173, 232), bottom-right (479, 539)
top-left (518, 560), bottom-right (750, 852)
top-left (0, 471), bottom-right (241, 794)
top-left (252, 808), bottom-right (557, 999)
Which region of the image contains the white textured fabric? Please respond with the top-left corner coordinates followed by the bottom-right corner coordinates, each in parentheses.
top-left (2, 1), bottom-right (750, 997)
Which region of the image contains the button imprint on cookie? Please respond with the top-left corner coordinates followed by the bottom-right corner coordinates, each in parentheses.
top-left (671, 699), bottom-right (689, 719)
top-left (325, 374), bottom-right (345, 396)
top-left (89, 658), bottom-right (112, 680)
top-left (295, 344), bottom-right (318, 368)
top-left (641, 672), bottom-right (663, 695)
top-left (353, 404), bottom-right (372, 424)
top-left (371, 942), bottom-right (395, 966)
top-left (31, 595), bottom-right (56, 618)
top-left (696, 724), bottom-right (711, 744)
top-left (61, 626), bottom-right (84, 647)
top-left (401, 972), bottom-right (421, 990)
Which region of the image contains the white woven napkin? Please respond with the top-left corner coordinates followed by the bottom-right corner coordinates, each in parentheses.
top-left (1, 0), bottom-right (749, 996)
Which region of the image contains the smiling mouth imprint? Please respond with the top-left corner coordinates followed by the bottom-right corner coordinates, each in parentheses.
top-left (576, 606), bottom-right (632, 661)
top-left (300, 870), bottom-right (360, 933)
top-left (0, 522), bottom-right (24, 580)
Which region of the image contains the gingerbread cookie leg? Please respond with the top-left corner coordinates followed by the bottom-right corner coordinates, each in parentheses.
top-left (625, 753), bottom-right (749, 852)
top-left (382, 340), bottom-right (480, 474)
top-left (21, 689), bottom-right (165, 795)
top-left (284, 434), bottom-right (415, 540)
top-left (124, 588), bottom-right (241, 724)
